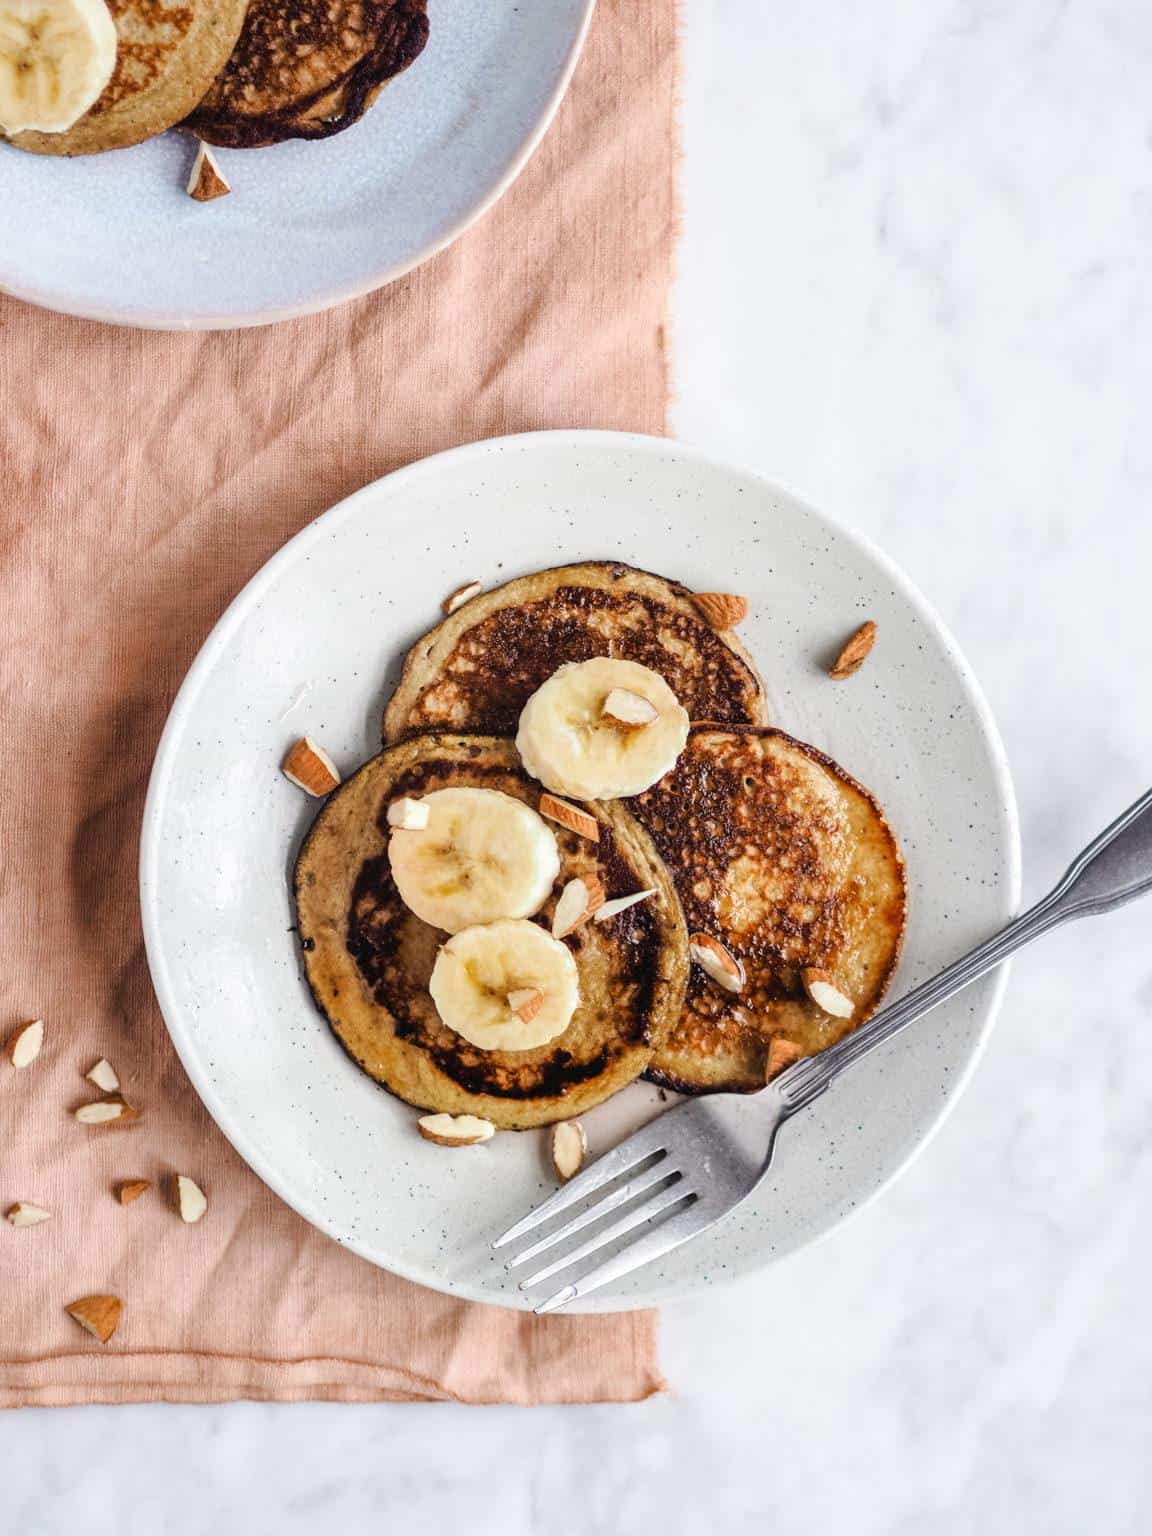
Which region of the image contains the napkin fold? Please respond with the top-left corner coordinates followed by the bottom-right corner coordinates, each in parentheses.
top-left (0, 0), bottom-right (676, 1406)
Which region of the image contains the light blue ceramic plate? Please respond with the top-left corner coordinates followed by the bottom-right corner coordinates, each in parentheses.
top-left (0, 0), bottom-right (595, 329)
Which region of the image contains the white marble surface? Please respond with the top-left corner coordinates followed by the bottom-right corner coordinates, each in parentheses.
top-left (6, 2), bottom-right (1152, 1531)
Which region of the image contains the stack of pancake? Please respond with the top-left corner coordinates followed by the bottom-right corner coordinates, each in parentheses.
top-left (296, 562), bottom-right (908, 1129)
top-left (5, 0), bottom-right (429, 156)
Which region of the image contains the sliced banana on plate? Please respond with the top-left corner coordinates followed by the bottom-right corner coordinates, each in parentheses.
top-left (516, 657), bottom-right (690, 800)
top-left (387, 786), bottom-right (560, 934)
top-left (0, 0), bottom-right (117, 135)
top-left (429, 919), bottom-right (580, 1051)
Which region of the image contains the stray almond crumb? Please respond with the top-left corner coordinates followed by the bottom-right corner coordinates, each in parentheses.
top-left (187, 142), bottom-right (231, 202)
top-left (442, 579), bottom-right (483, 616)
top-left (551, 1120), bottom-right (587, 1182)
top-left (66, 1294), bottom-right (122, 1344)
top-left (7, 1018), bottom-right (44, 1068)
top-left (539, 793), bottom-right (599, 842)
top-left (116, 1180), bottom-right (151, 1206)
top-left (86, 1058), bottom-right (120, 1093)
top-left (176, 1175), bottom-right (208, 1224)
top-left (74, 1095), bottom-right (138, 1126)
top-left (6, 1202), bottom-right (51, 1227)
top-left (829, 620), bottom-right (877, 679)
top-left (693, 592), bottom-right (748, 629)
top-left (282, 736), bottom-right (340, 796)
top-left (417, 1113), bottom-right (495, 1147)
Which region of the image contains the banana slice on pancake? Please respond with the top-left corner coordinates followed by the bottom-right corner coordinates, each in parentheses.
top-left (430, 919), bottom-right (580, 1052)
top-left (516, 658), bottom-right (690, 800)
top-left (0, 0), bottom-right (116, 134)
top-left (387, 786), bottom-right (559, 933)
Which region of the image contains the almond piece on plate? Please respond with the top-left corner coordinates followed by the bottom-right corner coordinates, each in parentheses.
top-left (689, 932), bottom-right (745, 993)
top-left (594, 888), bottom-right (657, 923)
top-left (801, 967), bottom-right (854, 1018)
top-left (282, 736), bottom-right (341, 796)
top-left (116, 1180), bottom-right (151, 1206)
top-left (417, 1113), bottom-right (496, 1147)
top-left (551, 1120), bottom-right (587, 1182)
top-left (693, 592), bottom-right (748, 629)
top-left (74, 1095), bottom-right (138, 1126)
top-left (602, 688), bottom-right (659, 729)
top-left (829, 620), bottom-right (877, 679)
top-left (187, 142), bottom-right (231, 202)
top-left (442, 579), bottom-right (483, 616)
top-left (551, 873), bottom-right (606, 938)
top-left (766, 1038), bottom-right (803, 1080)
top-left (176, 1176), bottom-right (208, 1224)
top-left (86, 1058), bottom-right (120, 1093)
top-left (539, 793), bottom-right (599, 843)
top-left (66, 1295), bottom-right (122, 1344)
top-left (387, 796), bottom-right (429, 830)
top-left (508, 987), bottom-right (544, 1025)
top-left (6, 1203), bottom-right (51, 1227)
top-left (8, 1018), bottom-right (44, 1068)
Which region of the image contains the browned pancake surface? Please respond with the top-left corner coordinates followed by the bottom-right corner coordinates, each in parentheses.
top-left (632, 727), bottom-right (907, 1094)
top-left (185, 0), bottom-right (428, 147)
top-left (295, 735), bottom-right (688, 1129)
top-left (384, 562), bottom-right (768, 743)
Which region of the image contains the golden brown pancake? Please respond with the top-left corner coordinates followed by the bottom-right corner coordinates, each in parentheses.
top-left (384, 561), bottom-right (768, 744)
top-left (185, 0), bottom-right (428, 148)
top-left (295, 735), bottom-right (689, 1130)
top-left (631, 727), bottom-right (906, 1094)
top-left (7, 0), bottom-right (249, 155)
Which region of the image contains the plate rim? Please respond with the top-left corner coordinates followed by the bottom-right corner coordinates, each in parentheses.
top-left (0, 0), bottom-right (597, 332)
top-left (139, 429), bottom-right (1022, 1310)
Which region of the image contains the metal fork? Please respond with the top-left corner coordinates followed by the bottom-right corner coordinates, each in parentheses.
top-left (494, 785), bottom-right (1152, 1313)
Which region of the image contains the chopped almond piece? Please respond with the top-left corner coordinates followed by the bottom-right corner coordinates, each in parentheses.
top-left (116, 1180), bottom-right (151, 1206)
top-left (66, 1295), bottom-right (122, 1344)
top-left (829, 620), bottom-right (877, 679)
top-left (689, 932), bottom-right (745, 993)
top-left (442, 579), bottom-right (483, 615)
top-left (766, 1038), bottom-right (803, 1080)
top-left (176, 1176), bottom-right (208, 1224)
top-left (387, 796), bottom-right (429, 830)
top-left (187, 143), bottom-right (231, 202)
top-left (594, 888), bottom-right (658, 923)
top-left (539, 793), bottom-right (599, 842)
top-left (282, 737), bottom-right (341, 796)
top-left (7, 1018), bottom-right (44, 1068)
top-left (551, 873), bottom-right (606, 938)
top-left (602, 688), bottom-right (659, 729)
top-left (508, 987), bottom-right (544, 1025)
top-left (801, 968), bottom-right (854, 1018)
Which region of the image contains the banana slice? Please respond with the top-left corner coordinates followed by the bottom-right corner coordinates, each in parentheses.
top-left (388, 786), bottom-right (560, 934)
top-left (0, 0), bottom-right (117, 135)
top-left (516, 657), bottom-right (690, 800)
top-left (429, 919), bottom-right (580, 1051)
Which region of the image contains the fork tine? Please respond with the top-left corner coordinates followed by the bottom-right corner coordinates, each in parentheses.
top-left (492, 1123), bottom-right (672, 1249)
top-left (518, 1182), bottom-right (696, 1291)
top-left (507, 1162), bottom-right (683, 1269)
top-left (533, 1205), bottom-right (713, 1314)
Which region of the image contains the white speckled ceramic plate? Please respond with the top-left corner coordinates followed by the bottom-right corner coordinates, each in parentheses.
top-left (140, 431), bottom-right (1020, 1310)
top-left (0, 0), bottom-right (595, 329)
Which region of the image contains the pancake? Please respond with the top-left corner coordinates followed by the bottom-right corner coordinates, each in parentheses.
top-left (631, 727), bottom-right (906, 1094)
top-left (383, 562), bottom-right (768, 744)
top-left (7, 0), bottom-right (249, 155)
top-left (295, 734), bottom-right (689, 1129)
top-left (185, 0), bottom-right (428, 148)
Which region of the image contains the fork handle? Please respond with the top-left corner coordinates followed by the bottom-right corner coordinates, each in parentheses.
top-left (779, 784), bottom-right (1152, 1112)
